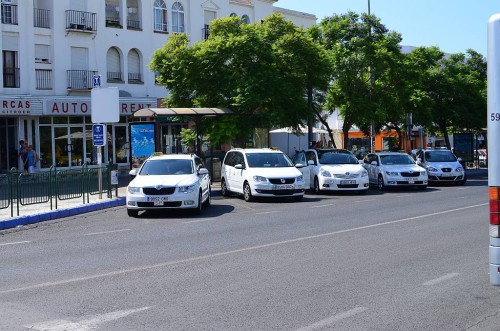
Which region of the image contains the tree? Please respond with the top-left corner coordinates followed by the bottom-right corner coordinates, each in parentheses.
top-left (312, 12), bottom-right (403, 149)
top-left (150, 14), bottom-right (331, 146)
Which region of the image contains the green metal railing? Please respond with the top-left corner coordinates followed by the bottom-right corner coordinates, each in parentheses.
top-left (1, 164), bottom-right (112, 217)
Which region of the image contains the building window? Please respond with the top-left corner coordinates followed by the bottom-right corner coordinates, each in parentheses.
top-left (153, 0), bottom-right (167, 32)
top-left (3, 50), bottom-right (19, 88)
top-left (106, 47), bottom-right (123, 82)
top-left (242, 14), bottom-right (250, 24)
top-left (105, 0), bottom-right (122, 28)
top-left (128, 49), bottom-right (142, 83)
top-left (171, 2), bottom-right (184, 33)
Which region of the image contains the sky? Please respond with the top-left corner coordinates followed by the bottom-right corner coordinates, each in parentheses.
top-left (276, 0), bottom-right (500, 56)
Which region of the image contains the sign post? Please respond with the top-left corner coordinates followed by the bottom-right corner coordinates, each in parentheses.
top-left (91, 80), bottom-right (119, 199)
top-left (488, 14), bottom-right (500, 285)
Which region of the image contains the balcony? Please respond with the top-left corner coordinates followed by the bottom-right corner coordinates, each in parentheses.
top-left (3, 68), bottom-right (20, 88)
top-left (105, 17), bottom-right (122, 28)
top-left (34, 8), bottom-right (50, 28)
top-left (128, 73), bottom-right (143, 84)
top-left (2, 4), bottom-right (18, 25)
top-left (67, 70), bottom-right (98, 90)
top-left (127, 19), bottom-right (141, 30)
top-left (107, 71), bottom-right (123, 83)
top-left (65, 10), bottom-right (97, 33)
top-left (36, 69), bottom-right (52, 90)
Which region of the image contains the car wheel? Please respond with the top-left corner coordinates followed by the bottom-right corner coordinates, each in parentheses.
top-left (203, 187), bottom-right (211, 207)
top-left (194, 191), bottom-right (203, 215)
top-left (313, 177), bottom-right (321, 194)
top-left (221, 178), bottom-right (230, 197)
top-left (458, 177), bottom-right (467, 186)
top-left (377, 175), bottom-right (385, 191)
top-left (127, 209), bottom-right (138, 218)
top-left (243, 182), bottom-right (254, 202)
top-left (292, 195), bottom-right (303, 202)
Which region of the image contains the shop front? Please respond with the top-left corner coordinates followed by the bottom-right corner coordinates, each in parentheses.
top-left (0, 97), bottom-right (157, 173)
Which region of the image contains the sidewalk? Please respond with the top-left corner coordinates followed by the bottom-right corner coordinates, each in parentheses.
top-left (0, 169), bottom-right (487, 231)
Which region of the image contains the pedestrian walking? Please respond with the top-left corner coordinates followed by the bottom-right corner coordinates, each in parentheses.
top-left (18, 140), bottom-right (28, 173)
top-left (26, 145), bottom-right (39, 174)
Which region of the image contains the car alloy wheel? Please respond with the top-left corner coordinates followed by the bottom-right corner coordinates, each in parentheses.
top-left (377, 175), bottom-right (385, 191)
top-left (194, 191), bottom-right (203, 215)
top-left (203, 187), bottom-right (211, 207)
top-left (243, 182), bottom-right (253, 202)
top-left (314, 177), bottom-right (321, 194)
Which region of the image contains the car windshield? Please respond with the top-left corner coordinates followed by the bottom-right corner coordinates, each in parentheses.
top-left (246, 153), bottom-right (293, 168)
top-left (424, 151), bottom-right (457, 162)
top-left (317, 151), bottom-right (359, 165)
top-left (139, 159), bottom-right (193, 175)
top-left (380, 154), bottom-right (415, 165)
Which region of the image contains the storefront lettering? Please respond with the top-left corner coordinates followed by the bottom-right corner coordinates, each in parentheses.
top-left (51, 102), bottom-right (89, 114)
top-left (2, 100), bottom-right (30, 109)
top-left (121, 103), bottom-right (153, 114)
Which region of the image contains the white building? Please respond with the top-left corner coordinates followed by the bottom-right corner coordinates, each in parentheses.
top-left (0, 0), bottom-right (316, 172)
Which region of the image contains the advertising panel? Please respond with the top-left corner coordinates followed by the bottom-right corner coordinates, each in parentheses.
top-left (130, 122), bottom-right (156, 168)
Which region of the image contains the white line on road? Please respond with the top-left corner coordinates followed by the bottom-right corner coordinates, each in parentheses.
top-left (295, 307), bottom-right (368, 331)
top-left (0, 203), bottom-right (486, 294)
top-left (423, 273), bottom-right (460, 286)
top-left (84, 229), bottom-right (131, 236)
top-left (255, 211), bottom-right (280, 215)
top-left (183, 219), bottom-right (212, 224)
top-left (457, 187), bottom-right (471, 190)
top-left (25, 307), bottom-right (150, 331)
top-left (353, 199), bottom-right (376, 203)
top-left (309, 203), bottom-right (335, 208)
top-left (0, 241), bottom-right (31, 246)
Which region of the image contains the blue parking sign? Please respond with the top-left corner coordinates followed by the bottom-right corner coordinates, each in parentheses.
top-left (92, 124), bottom-right (106, 146)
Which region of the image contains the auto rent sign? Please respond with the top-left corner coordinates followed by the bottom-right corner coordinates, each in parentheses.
top-left (43, 101), bottom-right (155, 115)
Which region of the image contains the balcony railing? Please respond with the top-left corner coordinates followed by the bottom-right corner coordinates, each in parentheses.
top-left (2, 4), bottom-right (18, 25)
top-left (202, 24), bottom-right (210, 40)
top-left (105, 17), bottom-right (122, 28)
top-left (127, 19), bottom-right (141, 29)
top-left (36, 69), bottom-right (52, 90)
top-left (67, 70), bottom-right (98, 90)
top-left (128, 73), bottom-right (143, 84)
top-left (34, 8), bottom-right (50, 28)
top-left (3, 68), bottom-right (20, 88)
top-left (107, 71), bottom-right (123, 83)
top-left (65, 10), bottom-right (97, 33)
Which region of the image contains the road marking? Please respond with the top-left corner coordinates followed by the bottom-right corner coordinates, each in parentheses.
top-left (309, 203), bottom-right (335, 208)
top-left (457, 187), bottom-right (471, 190)
top-left (295, 307), bottom-right (368, 331)
top-left (423, 273), bottom-right (460, 286)
top-left (353, 199), bottom-right (376, 203)
top-left (0, 203), bottom-right (486, 294)
top-left (84, 229), bottom-right (131, 236)
top-left (395, 194), bottom-right (412, 198)
top-left (0, 241), bottom-right (31, 246)
top-left (255, 211), bottom-right (280, 215)
top-left (183, 219), bottom-right (212, 224)
top-left (25, 307), bottom-right (149, 331)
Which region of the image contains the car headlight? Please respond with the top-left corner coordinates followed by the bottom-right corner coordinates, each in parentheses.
top-left (320, 170), bottom-right (331, 177)
top-left (456, 167), bottom-right (464, 172)
top-left (128, 186), bottom-right (141, 194)
top-left (178, 185), bottom-right (195, 193)
top-left (427, 167), bottom-right (438, 172)
top-left (385, 171), bottom-right (399, 176)
top-left (421, 171), bottom-right (427, 176)
top-left (253, 175), bottom-right (268, 182)
top-left (297, 175), bottom-right (304, 182)
top-left (361, 170), bottom-right (368, 177)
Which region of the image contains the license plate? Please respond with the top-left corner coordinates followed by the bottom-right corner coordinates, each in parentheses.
top-left (408, 179), bottom-right (415, 184)
top-left (340, 180), bottom-right (356, 185)
top-left (441, 173), bottom-right (453, 177)
top-left (148, 197), bottom-right (168, 205)
top-left (274, 184), bottom-right (294, 190)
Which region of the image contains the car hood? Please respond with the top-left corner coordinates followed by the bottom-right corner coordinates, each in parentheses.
top-left (249, 167), bottom-right (302, 178)
top-left (130, 174), bottom-right (198, 188)
top-left (381, 164), bottom-right (425, 172)
top-left (320, 164), bottom-right (365, 174)
top-left (424, 161), bottom-right (462, 170)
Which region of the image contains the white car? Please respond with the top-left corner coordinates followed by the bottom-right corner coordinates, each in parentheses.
top-left (415, 149), bottom-right (466, 185)
top-left (292, 149), bottom-right (369, 194)
top-left (362, 152), bottom-right (428, 190)
top-left (126, 154), bottom-right (211, 217)
top-left (220, 148), bottom-right (305, 202)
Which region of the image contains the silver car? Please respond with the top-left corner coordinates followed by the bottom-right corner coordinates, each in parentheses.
top-left (362, 152), bottom-right (428, 190)
top-left (415, 149), bottom-right (466, 185)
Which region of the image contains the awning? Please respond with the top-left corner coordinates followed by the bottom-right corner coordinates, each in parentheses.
top-left (132, 107), bottom-right (233, 117)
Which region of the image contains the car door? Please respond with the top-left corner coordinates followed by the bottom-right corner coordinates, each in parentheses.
top-left (305, 150), bottom-right (318, 188)
top-left (196, 157), bottom-right (210, 201)
top-left (231, 152), bottom-right (245, 193)
top-left (292, 151), bottom-right (310, 188)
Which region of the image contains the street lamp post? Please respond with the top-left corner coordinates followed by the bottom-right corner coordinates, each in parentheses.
top-left (368, 0), bottom-right (375, 153)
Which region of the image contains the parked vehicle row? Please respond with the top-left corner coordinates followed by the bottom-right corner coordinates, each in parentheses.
top-left (125, 148), bottom-right (466, 217)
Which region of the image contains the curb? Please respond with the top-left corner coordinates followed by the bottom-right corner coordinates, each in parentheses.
top-left (0, 197), bottom-right (126, 230)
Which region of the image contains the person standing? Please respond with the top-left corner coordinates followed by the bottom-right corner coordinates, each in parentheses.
top-left (26, 145), bottom-right (39, 174)
top-left (18, 140), bottom-right (27, 172)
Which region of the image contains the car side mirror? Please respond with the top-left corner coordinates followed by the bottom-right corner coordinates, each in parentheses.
top-left (416, 158), bottom-right (422, 164)
top-left (307, 160), bottom-right (314, 166)
top-left (235, 164), bottom-right (243, 170)
top-left (457, 157), bottom-right (463, 162)
top-left (198, 168), bottom-right (209, 175)
top-left (371, 161), bottom-right (377, 166)
top-left (129, 168), bottom-right (138, 178)
top-left (295, 163), bottom-right (304, 169)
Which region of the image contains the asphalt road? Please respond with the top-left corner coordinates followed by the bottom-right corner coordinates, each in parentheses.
top-left (1, 177), bottom-right (499, 331)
